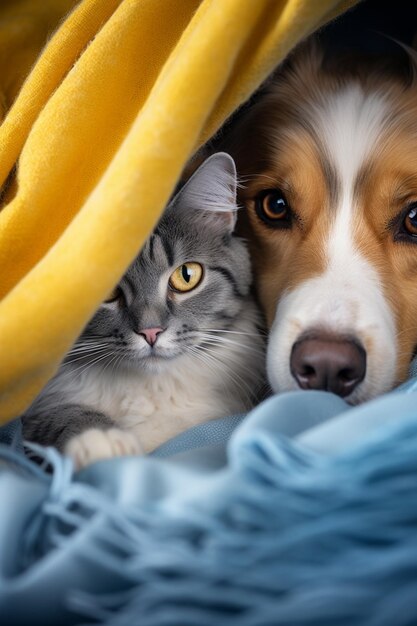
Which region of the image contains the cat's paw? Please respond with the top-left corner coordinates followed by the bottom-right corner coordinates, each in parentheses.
top-left (64, 428), bottom-right (143, 470)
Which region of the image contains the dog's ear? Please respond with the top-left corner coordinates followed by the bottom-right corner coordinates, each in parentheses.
top-left (172, 152), bottom-right (238, 234)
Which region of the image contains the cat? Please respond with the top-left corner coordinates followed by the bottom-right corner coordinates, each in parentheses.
top-left (22, 153), bottom-right (266, 469)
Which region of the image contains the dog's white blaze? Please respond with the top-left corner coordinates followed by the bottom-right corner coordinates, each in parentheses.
top-left (267, 86), bottom-right (397, 402)
top-left (322, 86), bottom-right (388, 274)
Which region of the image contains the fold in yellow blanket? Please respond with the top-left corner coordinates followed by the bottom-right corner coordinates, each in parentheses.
top-left (0, 0), bottom-right (357, 423)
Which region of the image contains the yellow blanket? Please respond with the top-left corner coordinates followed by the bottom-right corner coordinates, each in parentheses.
top-left (0, 0), bottom-right (357, 423)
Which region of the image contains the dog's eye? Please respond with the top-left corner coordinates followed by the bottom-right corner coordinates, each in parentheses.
top-left (404, 207), bottom-right (417, 236)
top-left (256, 189), bottom-right (291, 227)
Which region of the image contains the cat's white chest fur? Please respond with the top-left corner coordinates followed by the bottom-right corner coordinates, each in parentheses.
top-left (66, 359), bottom-right (228, 451)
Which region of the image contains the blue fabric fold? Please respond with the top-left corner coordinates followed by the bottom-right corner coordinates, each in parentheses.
top-left (1, 381), bottom-right (417, 625)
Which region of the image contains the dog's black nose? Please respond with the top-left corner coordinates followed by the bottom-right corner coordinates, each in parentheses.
top-left (290, 335), bottom-right (366, 398)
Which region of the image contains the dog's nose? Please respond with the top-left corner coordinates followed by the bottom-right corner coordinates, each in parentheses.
top-left (290, 335), bottom-right (366, 397)
top-left (139, 327), bottom-right (164, 346)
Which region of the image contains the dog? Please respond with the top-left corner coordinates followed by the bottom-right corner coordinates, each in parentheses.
top-left (213, 42), bottom-right (417, 404)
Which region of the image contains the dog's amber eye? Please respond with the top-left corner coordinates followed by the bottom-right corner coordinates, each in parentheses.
top-left (169, 263), bottom-right (203, 293)
top-left (404, 207), bottom-right (417, 236)
top-left (256, 189), bottom-right (291, 227)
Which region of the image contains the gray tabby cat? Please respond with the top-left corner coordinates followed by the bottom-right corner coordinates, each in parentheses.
top-left (23, 153), bottom-right (265, 469)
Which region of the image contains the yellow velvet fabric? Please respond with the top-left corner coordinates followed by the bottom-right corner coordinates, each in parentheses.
top-left (0, 0), bottom-right (357, 423)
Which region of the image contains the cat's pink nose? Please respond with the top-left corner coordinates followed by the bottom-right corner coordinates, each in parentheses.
top-left (139, 327), bottom-right (164, 346)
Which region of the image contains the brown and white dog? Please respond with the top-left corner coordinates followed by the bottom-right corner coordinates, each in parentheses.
top-left (216, 42), bottom-right (417, 404)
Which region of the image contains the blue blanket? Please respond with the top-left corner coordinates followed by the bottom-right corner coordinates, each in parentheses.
top-left (1, 379), bottom-right (417, 625)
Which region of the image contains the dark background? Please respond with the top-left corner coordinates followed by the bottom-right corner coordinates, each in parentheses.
top-left (320, 0), bottom-right (417, 53)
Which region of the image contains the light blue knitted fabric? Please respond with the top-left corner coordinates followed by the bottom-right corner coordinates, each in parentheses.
top-left (1, 379), bottom-right (417, 625)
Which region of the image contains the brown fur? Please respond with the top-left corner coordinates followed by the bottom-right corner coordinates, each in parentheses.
top-left (216, 41), bottom-right (417, 390)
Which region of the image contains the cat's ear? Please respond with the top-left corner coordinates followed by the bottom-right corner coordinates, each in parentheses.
top-left (173, 152), bottom-right (238, 234)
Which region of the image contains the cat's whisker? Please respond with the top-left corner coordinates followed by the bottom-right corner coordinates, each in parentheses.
top-left (67, 345), bottom-right (109, 355)
top-left (187, 346), bottom-right (219, 377)
top-left (200, 330), bottom-right (254, 341)
top-left (98, 353), bottom-right (114, 375)
top-left (69, 342), bottom-right (109, 349)
top-left (191, 348), bottom-right (253, 409)
top-left (200, 328), bottom-right (267, 337)
top-left (67, 349), bottom-right (107, 357)
top-left (70, 338), bottom-right (108, 344)
top-left (190, 344), bottom-right (254, 407)
top-left (67, 357), bottom-right (111, 377)
top-left (76, 334), bottom-right (112, 340)
top-left (69, 337), bottom-right (109, 345)
top-left (67, 343), bottom-right (110, 355)
top-left (187, 345), bottom-right (249, 404)
top-left (199, 338), bottom-right (263, 375)
top-left (198, 333), bottom-right (265, 356)
top-left (200, 335), bottom-right (265, 353)
top-left (67, 352), bottom-right (113, 376)
top-left (110, 351), bottom-right (128, 372)
top-left (100, 353), bottom-right (122, 377)
top-left (196, 334), bottom-right (265, 381)
top-left (65, 348), bottom-right (111, 364)
top-left (114, 353), bottom-right (126, 372)
top-left (201, 342), bottom-right (265, 364)
top-left (198, 346), bottom-right (264, 383)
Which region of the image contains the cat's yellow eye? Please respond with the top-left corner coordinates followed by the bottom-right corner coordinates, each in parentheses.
top-left (169, 263), bottom-right (203, 293)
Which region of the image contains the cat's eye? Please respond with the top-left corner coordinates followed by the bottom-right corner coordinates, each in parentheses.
top-left (256, 189), bottom-right (292, 228)
top-left (104, 286), bottom-right (123, 304)
top-left (169, 263), bottom-right (203, 293)
top-left (403, 206), bottom-right (417, 236)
